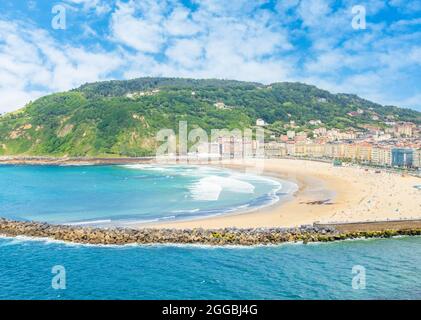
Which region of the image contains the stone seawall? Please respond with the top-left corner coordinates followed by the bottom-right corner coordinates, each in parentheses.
top-left (0, 218), bottom-right (420, 246)
top-left (314, 219), bottom-right (421, 233)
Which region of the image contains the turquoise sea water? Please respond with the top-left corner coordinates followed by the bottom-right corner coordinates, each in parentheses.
top-left (1, 165), bottom-right (420, 300)
top-left (0, 236), bottom-right (420, 300)
top-left (0, 165), bottom-right (294, 226)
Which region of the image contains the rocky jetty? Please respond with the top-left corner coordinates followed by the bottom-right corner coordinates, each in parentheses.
top-left (0, 218), bottom-right (420, 246)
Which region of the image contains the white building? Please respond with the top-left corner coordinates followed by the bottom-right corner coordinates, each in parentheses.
top-left (287, 130), bottom-right (296, 139)
top-left (256, 118), bottom-right (267, 126)
top-left (371, 146), bottom-right (392, 166)
top-left (313, 127), bottom-right (327, 136)
top-left (214, 102), bottom-right (227, 109)
top-left (413, 149), bottom-right (421, 168)
top-left (309, 120), bottom-right (322, 126)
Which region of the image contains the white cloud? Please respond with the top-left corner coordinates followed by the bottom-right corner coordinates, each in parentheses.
top-left (0, 87), bottom-right (44, 115)
top-left (164, 6), bottom-right (201, 36)
top-left (110, 0), bottom-right (293, 84)
top-left (389, 0), bottom-right (421, 12)
top-left (0, 20), bottom-right (123, 113)
top-left (165, 39), bottom-right (203, 68)
top-left (298, 0), bottom-right (332, 28)
top-left (390, 18), bottom-right (421, 31)
top-left (110, 0), bottom-right (166, 53)
top-left (27, 1), bottom-right (37, 10)
top-left (65, 0), bottom-right (112, 15)
top-left (408, 47), bottom-right (421, 65)
top-left (390, 94), bottom-right (421, 111)
top-left (1, 0), bottom-right (421, 114)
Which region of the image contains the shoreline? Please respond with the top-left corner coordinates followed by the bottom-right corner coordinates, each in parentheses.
top-left (144, 158), bottom-right (421, 229)
top-left (124, 166), bottom-right (300, 229)
top-left (0, 157), bottom-right (344, 228)
top-left (1, 157), bottom-right (421, 235)
top-left (0, 156), bottom-right (156, 166)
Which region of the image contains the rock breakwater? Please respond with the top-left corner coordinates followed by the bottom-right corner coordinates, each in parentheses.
top-left (1, 218), bottom-right (421, 246)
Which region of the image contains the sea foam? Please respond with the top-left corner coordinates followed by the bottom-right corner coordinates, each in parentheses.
top-left (189, 175), bottom-right (255, 201)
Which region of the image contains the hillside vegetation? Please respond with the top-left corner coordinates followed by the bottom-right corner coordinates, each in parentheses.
top-left (0, 77), bottom-right (419, 157)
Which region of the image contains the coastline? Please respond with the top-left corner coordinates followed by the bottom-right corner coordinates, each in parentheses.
top-left (0, 156), bottom-right (155, 166)
top-left (1, 157), bottom-right (421, 244)
top-left (145, 158), bottom-right (421, 229)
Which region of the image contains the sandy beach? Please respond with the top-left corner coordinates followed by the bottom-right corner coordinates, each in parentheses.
top-left (145, 158), bottom-right (421, 229)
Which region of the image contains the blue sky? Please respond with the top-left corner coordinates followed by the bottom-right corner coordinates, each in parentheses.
top-left (0, 0), bottom-right (421, 113)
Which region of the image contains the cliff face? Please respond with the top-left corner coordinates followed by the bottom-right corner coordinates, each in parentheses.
top-left (1, 77), bottom-right (420, 157)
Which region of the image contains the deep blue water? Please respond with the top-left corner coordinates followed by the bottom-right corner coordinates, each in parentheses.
top-left (0, 165), bottom-right (294, 227)
top-left (0, 236), bottom-right (420, 300)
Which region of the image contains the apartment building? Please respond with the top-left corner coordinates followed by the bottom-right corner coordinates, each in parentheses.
top-left (371, 146), bottom-right (392, 166)
top-left (412, 149), bottom-right (421, 168)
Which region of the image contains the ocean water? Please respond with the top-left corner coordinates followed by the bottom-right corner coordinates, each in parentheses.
top-left (1, 164), bottom-right (420, 300)
top-left (0, 236), bottom-right (420, 300)
top-left (0, 164), bottom-right (295, 226)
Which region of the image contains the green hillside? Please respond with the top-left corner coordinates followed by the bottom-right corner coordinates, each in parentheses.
top-left (0, 77), bottom-right (420, 157)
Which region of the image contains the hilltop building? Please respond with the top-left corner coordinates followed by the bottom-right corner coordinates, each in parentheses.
top-left (394, 122), bottom-right (415, 137)
top-left (308, 120), bottom-right (322, 126)
top-left (287, 130), bottom-right (295, 139)
top-left (256, 119), bottom-right (266, 126)
top-left (214, 102), bottom-right (228, 110)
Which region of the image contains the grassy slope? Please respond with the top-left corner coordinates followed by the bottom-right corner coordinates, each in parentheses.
top-left (0, 77), bottom-right (419, 157)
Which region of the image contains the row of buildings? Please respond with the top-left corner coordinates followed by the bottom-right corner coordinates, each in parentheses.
top-left (264, 141), bottom-right (421, 168)
top-left (263, 120), bottom-right (421, 168)
top-left (273, 121), bottom-right (417, 143)
top-left (195, 135), bottom-right (421, 169)
top-left (192, 120), bottom-right (420, 169)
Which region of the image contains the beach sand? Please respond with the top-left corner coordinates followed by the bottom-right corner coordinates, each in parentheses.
top-left (143, 158), bottom-right (421, 229)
